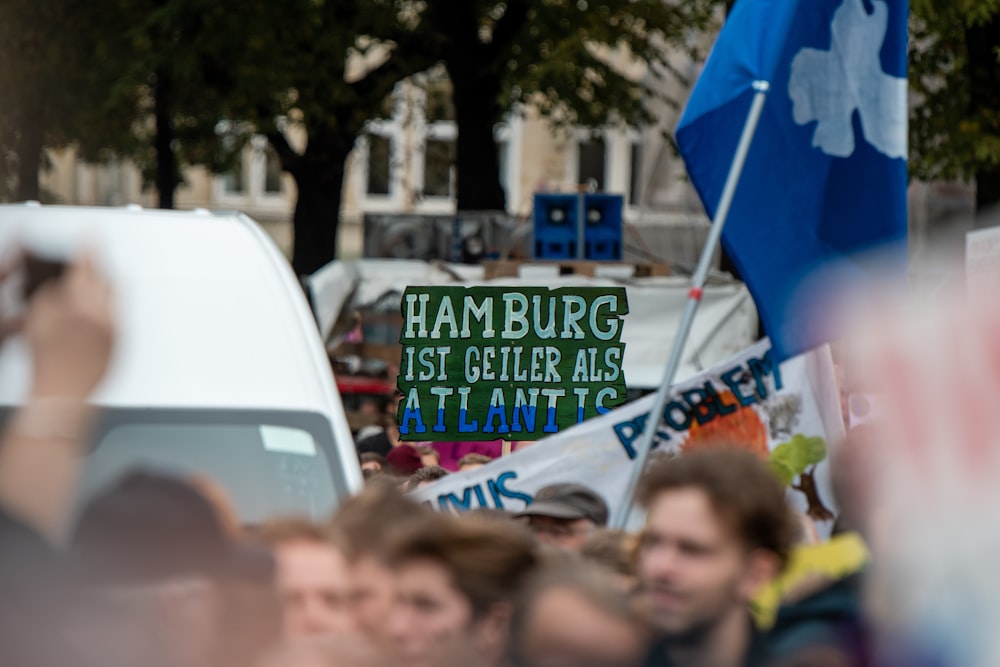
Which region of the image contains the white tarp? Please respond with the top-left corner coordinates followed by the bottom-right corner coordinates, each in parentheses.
top-left (309, 259), bottom-right (758, 389)
top-left (967, 226), bottom-right (1000, 300)
top-left (409, 339), bottom-right (845, 527)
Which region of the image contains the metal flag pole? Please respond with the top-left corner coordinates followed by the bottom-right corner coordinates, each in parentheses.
top-left (612, 80), bottom-right (771, 528)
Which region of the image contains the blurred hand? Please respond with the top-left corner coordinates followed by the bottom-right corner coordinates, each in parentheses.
top-left (845, 291), bottom-right (1000, 663)
top-left (26, 251), bottom-right (114, 400)
top-left (0, 253), bottom-right (25, 346)
top-left (0, 250), bottom-right (115, 543)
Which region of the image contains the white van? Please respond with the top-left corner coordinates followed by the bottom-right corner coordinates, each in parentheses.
top-left (0, 204), bottom-right (362, 523)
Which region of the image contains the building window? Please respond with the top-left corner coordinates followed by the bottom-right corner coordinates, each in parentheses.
top-left (367, 134), bottom-right (391, 196)
top-left (577, 137), bottom-right (606, 190)
top-left (629, 142), bottom-right (643, 206)
top-left (425, 78), bottom-right (456, 123)
top-left (497, 140), bottom-right (509, 201)
top-left (264, 147), bottom-right (283, 194)
top-left (423, 138), bottom-right (455, 198)
top-left (223, 159), bottom-right (244, 193)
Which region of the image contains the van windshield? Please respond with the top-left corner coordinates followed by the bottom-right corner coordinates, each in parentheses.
top-left (74, 408), bottom-right (345, 525)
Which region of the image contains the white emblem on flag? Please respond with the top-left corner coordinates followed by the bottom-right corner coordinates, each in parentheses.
top-left (788, 0), bottom-right (907, 159)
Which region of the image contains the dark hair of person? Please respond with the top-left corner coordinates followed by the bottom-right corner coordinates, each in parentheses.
top-left (509, 559), bottom-right (647, 665)
top-left (359, 452), bottom-right (387, 467)
top-left (385, 512), bottom-right (539, 617)
top-left (329, 479), bottom-right (430, 562)
top-left (580, 528), bottom-right (636, 577)
top-left (403, 465), bottom-right (449, 492)
top-left (637, 449), bottom-right (797, 565)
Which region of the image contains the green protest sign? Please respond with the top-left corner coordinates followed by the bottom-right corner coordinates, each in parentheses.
top-left (396, 286), bottom-right (629, 441)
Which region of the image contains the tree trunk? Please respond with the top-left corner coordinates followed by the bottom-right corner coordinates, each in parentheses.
top-left (448, 67), bottom-right (506, 212)
top-left (289, 142), bottom-right (351, 276)
top-left (965, 16), bottom-right (1000, 221)
top-left (976, 168), bottom-right (1000, 217)
top-left (154, 69), bottom-right (178, 209)
top-left (14, 114), bottom-right (42, 202)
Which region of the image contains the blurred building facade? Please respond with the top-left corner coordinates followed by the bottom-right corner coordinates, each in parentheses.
top-left (37, 68), bottom-right (975, 266)
top-left (38, 65), bottom-right (709, 258)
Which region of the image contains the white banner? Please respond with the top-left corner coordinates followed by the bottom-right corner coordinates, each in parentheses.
top-left (967, 226), bottom-right (1000, 301)
top-left (410, 340), bottom-right (846, 525)
top-left (309, 259), bottom-right (758, 389)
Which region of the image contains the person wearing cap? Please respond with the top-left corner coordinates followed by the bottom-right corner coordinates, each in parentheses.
top-left (517, 483), bottom-right (610, 552)
top-left (386, 443), bottom-right (425, 477)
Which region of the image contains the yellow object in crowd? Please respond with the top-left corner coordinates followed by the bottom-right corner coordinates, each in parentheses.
top-left (753, 531), bottom-right (869, 629)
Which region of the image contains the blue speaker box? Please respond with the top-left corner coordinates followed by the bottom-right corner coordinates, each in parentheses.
top-left (533, 193), bottom-right (623, 260)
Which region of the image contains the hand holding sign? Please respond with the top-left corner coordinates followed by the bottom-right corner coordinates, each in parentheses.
top-left (397, 286), bottom-right (628, 441)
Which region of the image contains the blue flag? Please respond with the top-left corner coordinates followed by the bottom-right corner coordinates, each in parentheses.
top-left (676, 0), bottom-right (909, 361)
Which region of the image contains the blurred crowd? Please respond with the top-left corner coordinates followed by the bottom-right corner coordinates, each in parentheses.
top-left (0, 252), bottom-right (965, 667)
top-left (352, 386), bottom-right (512, 482)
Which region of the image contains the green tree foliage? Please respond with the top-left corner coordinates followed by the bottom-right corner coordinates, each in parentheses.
top-left (0, 0), bottom-right (245, 207)
top-left (0, 0), bottom-right (436, 272)
top-left (0, 0), bottom-right (54, 200)
top-left (769, 434), bottom-right (833, 521)
top-left (407, 0), bottom-right (718, 211)
top-left (769, 434), bottom-right (827, 486)
top-left (83, 0), bottom-right (250, 209)
top-left (0, 0), bottom-right (127, 201)
top-left (228, 0), bottom-right (436, 274)
top-left (910, 0), bottom-right (1000, 215)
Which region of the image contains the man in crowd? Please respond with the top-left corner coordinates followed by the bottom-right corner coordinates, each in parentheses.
top-left (385, 512), bottom-right (539, 667)
top-left (355, 391), bottom-right (403, 458)
top-left (256, 518), bottom-right (356, 640)
top-left (329, 480), bottom-right (429, 649)
top-left (517, 483), bottom-right (609, 552)
top-left (636, 449), bottom-right (797, 667)
top-left (510, 560), bottom-right (649, 667)
top-left (359, 453), bottom-right (386, 479)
